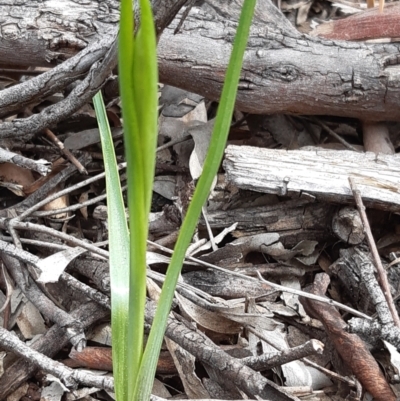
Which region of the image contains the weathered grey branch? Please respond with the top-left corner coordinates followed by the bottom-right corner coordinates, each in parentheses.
top-left (224, 146), bottom-right (400, 212)
top-left (158, 0), bottom-right (400, 121)
top-left (0, 0), bottom-right (190, 139)
top-left (0, 302), bottom-right (109, 397)
top-left (0, 33), bottom-right (113, 118)
top-left (0, 0), bottom-right (399, 122)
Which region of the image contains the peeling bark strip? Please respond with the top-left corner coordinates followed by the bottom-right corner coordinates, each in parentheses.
top-left (299, 273), bottom-right (396, 401)
top-left (224, 146), bottom-right (400, 212)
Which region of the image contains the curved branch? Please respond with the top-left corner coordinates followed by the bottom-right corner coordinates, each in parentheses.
top-left (0, 30), bottom-right (118, 140)
top-left (0, 0), bottom-right (190, 140)
top-left (0, 29), bottom-right (113, 118)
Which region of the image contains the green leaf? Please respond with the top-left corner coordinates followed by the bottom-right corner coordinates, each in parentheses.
top-left (93, 91), bottom-right (130, 401)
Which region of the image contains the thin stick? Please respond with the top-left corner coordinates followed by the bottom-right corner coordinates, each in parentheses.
top-left (24, 108), bottom-right (87, 174)
top-left (256, 272), bottom-right (371, 320)
top-left (310, 118), bottom-right (359, 152)
top-left (348, 177), bottom-right (400, 327)
top-left (44, 127), bottom-right (88, 174)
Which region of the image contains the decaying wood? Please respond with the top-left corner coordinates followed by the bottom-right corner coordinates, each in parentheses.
top-left (1, 0), bottom-right (399, 398)
top-left (348, 318), bottom-right (400, 350)
top-left (349, 179), bottom-right (400, 327)
top-left (1, 252), bottom-right (86, 350)
top-left (145, 301), bottom-right (300, 401)
top-left (205, 198), bottom-right (336, 246)
top-left (332, 248), bottom-right (394, 324)
top-left (94, 191), bottom-right (337, 246)
top-left (224, 146), bottom-right (400, 212)
top-left (332, 247), bottom-right (400, 351)
top-left (68, 255), bottom-right (299, 399)
top-left (0, 0), bottom-right (188, 67)
top-left (158, 0), bottom-right (400, 121)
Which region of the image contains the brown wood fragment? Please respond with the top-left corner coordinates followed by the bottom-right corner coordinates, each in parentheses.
top-left (300, 273), bottom-right (396, 401)
top-left (67, 346), bottom-right (177, 375)
top-left (67, 347), bottom-right (112, 371)
top-left (313, 3), bottom-right (400, 41)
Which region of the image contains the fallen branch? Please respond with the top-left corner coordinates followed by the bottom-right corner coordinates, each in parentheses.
top-left (224, 146), bottom-right (400, 212)
top-left (1, 0), bottom-right (400, 123)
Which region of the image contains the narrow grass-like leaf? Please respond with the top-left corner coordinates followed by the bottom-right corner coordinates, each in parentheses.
top-left (119, 1), bottom-right (159, 400)
top-left (134, 1), bottom-right (257, 400)
top-left (129, 7), bottom-right (158, 394)
top-left (93, 91), bottom-right (129, 401)
top-left (132, 0), bottom-right (158, 212)
top-left (118, 1), bottom-right (145, 397)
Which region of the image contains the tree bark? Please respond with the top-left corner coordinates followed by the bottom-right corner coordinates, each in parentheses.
top-left (0, 0), bottom-right (400, 122)
top-left (158, 0), bottom-right (400, 121)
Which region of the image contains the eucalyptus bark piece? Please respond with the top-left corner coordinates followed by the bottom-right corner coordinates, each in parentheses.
top-left (224, 146), bottom-right (400, 212)
top-left (312, 2), bottom-right (400, 41)
top-left (67, 346), bottom-right (177, 375)
top-left (183, 269), bottom-right (276, 299)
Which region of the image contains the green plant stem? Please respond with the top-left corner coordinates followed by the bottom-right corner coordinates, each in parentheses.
top-left (119, 0), bottom-right (158, 400)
